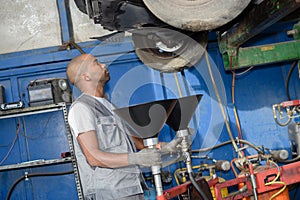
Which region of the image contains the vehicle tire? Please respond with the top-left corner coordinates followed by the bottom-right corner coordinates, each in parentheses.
top-left (142, 0), bottom-right (251, 31)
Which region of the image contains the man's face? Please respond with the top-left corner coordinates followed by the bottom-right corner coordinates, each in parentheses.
top-left (86, 56), bottom-right (110, 84)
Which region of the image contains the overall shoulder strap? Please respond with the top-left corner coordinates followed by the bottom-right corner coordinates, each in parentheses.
top-left (74, 93), bottom-right (112, 117)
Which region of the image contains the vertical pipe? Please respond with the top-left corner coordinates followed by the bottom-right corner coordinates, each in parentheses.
top-left (152, 166), bottom-right (163, 196)
top-left (56, 0), bottom-right (74, 44)
top-left (143, 138), bottom-right (164, 197)
top-left (249, 163), bottom-right (258, 200)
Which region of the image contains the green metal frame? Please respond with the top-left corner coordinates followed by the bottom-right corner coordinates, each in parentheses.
top-left (222, 22), bottom-right (300, 70)
top-left (218, 0), bottom-right (300, 70)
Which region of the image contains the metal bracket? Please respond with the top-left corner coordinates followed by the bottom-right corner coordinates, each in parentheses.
top-left (62, 104), bottom-right (84, 200)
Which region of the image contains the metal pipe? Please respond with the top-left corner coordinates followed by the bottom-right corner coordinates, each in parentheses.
top-left (248, 163), bottom-right (258, 200)
top-left (143, 138), bottom-right (164, 196)
top-left (152, 166), bottom-right (163, 196)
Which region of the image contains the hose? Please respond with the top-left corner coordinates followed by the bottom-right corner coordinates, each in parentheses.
top-left (205, 52), bottom-right (243, 158)
top-left (264, 160), bottom-right (287, 200)
top-left (280, 155), bottom-right (300, 163)
top-left (6, 170), bottom-right (74, 200)
top-left (231, 72), bottom-right (243, 141)
top-left (191, 139), bottom-right (264, 154)
top-left (273, 114), bottom-right (292, 127)
top-left (188, 172), bottom-right (210, 200)
top-left (286, 61), bottom-right (297, 101)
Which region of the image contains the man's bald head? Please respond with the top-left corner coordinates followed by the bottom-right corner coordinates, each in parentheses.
top-left (66, 54), bottom-right (94, 85)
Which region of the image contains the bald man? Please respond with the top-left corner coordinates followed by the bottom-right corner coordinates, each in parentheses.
top-left (66, 54), bottom-right (162, 200)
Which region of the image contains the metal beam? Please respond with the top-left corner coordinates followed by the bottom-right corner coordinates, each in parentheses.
top-left (219, 0), bottom-right (300, 52)
top-left (221, 21), bottom-right (300, 70)
top-left (222, 40), bottom-right (300, 70)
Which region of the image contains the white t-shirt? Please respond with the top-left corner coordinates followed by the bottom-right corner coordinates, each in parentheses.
top-left (68, 96), bottom-right (115, 137)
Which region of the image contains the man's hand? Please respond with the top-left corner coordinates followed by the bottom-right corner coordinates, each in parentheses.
top-left (161, 137), bottom-right (183, 153)
top-left (128, 148), bottom-right (162, 167)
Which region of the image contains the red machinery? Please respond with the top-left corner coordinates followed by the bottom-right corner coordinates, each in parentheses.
top-left (157, 161), bottom-right (300, 200)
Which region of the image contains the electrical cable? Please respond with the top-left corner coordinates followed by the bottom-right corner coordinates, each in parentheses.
top-left (21, 117), bottom-right (31, 162)
top-left (239, 140), bottom-right (264, 154)
top-left (268, 181), bottom-right (287, 200)
top-left (0, 123), bottom-right (20, 165)
top-left (191, 139), bottom-right (264, 154)
top-left (233, 106), bottom-right (243, 140)
top-left (231, 71), bottom-right (244, 155)
top-left (174, 165), bottom-right (207, 185)
top-left (191, 140), bottom-right (232, 152)
top-left (230, 159), bottom-right (238, 177)
top-left (231, 66), bottom-right (256, 155)
top-left (264, 160), bottom-right (287, 200)
top-left (20, 115), bottom-right (52, 140)
top-left (273, 113), bottom-right (292, 127)
top-left (6, 170), bottom-right (74, 200)
top-left (280, 155), bottom-right (300, 163)
top-left (174, 165), bottom-right (211, 199)
top-left (205, 52), bottom-right (243, 158)
top-left (235, 66), bottom-right (254, 76)
top-left (286, 61), bottom-right (297, 100)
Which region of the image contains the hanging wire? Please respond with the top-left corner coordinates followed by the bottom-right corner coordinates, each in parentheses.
top-left (286, 61), bottom-right (297, 100)
top-left (0, 121), bottom-right (20, 165)
top-left (231, 71), bottom-right (243, 147)
top-left (20, 115), bottom-right (53, 140)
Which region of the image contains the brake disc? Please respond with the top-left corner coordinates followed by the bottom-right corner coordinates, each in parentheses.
top-left (142, 0), bottom-right (251, 31)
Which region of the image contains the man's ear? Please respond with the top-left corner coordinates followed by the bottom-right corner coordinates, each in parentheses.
top-left (82, 72), bottom-right (91, 81)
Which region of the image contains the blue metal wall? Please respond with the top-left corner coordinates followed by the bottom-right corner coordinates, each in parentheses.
top-left (0, 18), bottom-right (299, 200)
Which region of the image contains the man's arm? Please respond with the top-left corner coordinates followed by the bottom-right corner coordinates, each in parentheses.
top-left (77, 130), bottom-right (162, 168)
top-left (77, 130), bottom-right (129, 168)
top-left (131, 135), bottom-right (145, 150)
